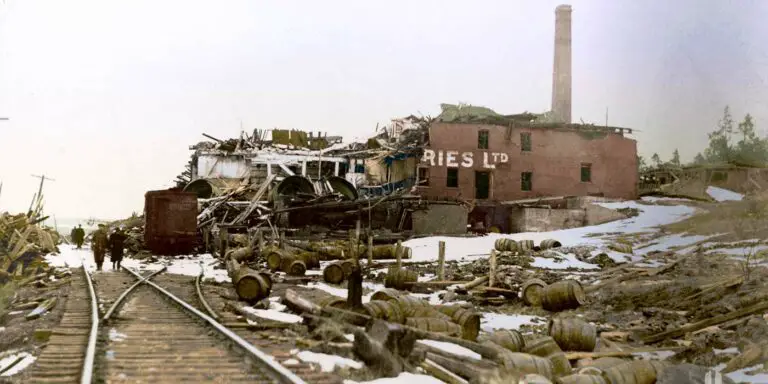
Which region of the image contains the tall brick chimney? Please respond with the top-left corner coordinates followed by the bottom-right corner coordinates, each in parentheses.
top-left (551, 4), bottom-right (572, 124)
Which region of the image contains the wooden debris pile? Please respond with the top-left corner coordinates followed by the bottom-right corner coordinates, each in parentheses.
top-left (0, 212), bottom-right (61, 284)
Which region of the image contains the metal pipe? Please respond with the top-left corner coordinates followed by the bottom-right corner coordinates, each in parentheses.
top-left (80, 261), bottom-right (99, 384)
top-left (102, 267), bottom-right (167, 322)
top-left (123, 268), bottom-right (307, 384)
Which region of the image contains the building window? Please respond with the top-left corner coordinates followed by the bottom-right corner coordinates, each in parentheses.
top-left (418, 167), bottom-right (430, 186)
top-left (521, 132), bottom-right (532, 152)
top-left (354, 163), bottom-right (365, 173)
top-left (478, 130), bottom-right (489, 149)
top-left (521, 171), bottom-right (532, 191)
top-left (581, 163), bottom-right (592, 182)
top-left (447, 168), bottom-right (459, 188)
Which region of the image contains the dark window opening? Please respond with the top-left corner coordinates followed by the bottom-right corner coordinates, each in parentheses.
top-left (521, 132), bottom-right (532, 152)
top-left (418, 167), bottom-right (429, 186)
top-left (475, 171), bottom-right (490, 199)
top-left (580, 163), bottom-right (592, 182)
top-left (447, 168), bottom-right (459, 188)
top-left (354, 163), bottom-right (365, 173)
top-left (478, 130), bottom-right (489, 149)
top-left (521, 172), bottom-right (532, 191)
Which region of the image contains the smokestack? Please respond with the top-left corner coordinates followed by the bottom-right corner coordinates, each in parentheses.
top-left (551, 4), bottom-right (572, 124)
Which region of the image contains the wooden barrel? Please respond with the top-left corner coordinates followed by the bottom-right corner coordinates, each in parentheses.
top-left (434, 305), bottom-right (481, 341)
top-left (226, 246), bottom-right (253, 262)
top-left (233, 270), bottom-right (271, 302)
top-left (297, 251), bottom-right (321, 269)
top-left (405, 317), bottom-right (462, 337)
top-left (521, 278), bottom-right (548, 306)
top-left (367, 244), bottom-right (412, 260)
top-left (363, 300), bottom-right (405, 324)
top-left (541, 280), bottom-right (586, 312)
top-left (602, 361), bottom-right (658, 384)
top-left (279, 255), bottom-right (306, 276)
top-left (323, 261), bottom-right (348, 284)
top-left (339, 259), bottom-right (354, 275)
top-left (494, 238), bottom-right (519, 252)
top-left (548, 317), bottom-right (597, 352)
top-left (608, 243), bottom-right (633, 254)
top-left (370, 288), bottom-right (405, 302)
top-left (540, 239), bottom-right (563, 250)
top-left (523, 374), bottom-right (555, 384)
top-left (407, 306), bottom-right (451, 321)
top-left (384, 266), bottom-right (418, 290)
top-left (264, 248), bottom-right (287, 271)
top-left (498, 352), bottom-right (554, 380)
top-left (524, 336), bottom-right (572, 377)
top-left (316, 294), bottom-right (347, 309)
top-left (555, 374), bottom-right (608, 384)
top-left (519, 239), bottom-right (535, 252)
top-left (576, 357), bottom-right (626, 374)
top-left (487, 329), bottom-right (526, 352)
top-left (391, 295), bottom-right (430, 316)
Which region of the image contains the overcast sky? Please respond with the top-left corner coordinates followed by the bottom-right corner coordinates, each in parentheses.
top-left (1, 0), bottom-right (766, 220)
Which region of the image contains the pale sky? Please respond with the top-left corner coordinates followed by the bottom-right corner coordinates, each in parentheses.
top-left (1, 0), bottom-right (767, 220)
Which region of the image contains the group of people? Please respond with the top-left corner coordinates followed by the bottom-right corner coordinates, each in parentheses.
top-left (72, 224), bottom-right (127, 271)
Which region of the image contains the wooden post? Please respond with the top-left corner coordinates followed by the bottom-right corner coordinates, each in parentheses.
top-left (396, 240), bottom-right (403, 268)
top-left (367, 234), bottom-right (374, 265)
top-left (438, 241), bottom-right (446, 281)
top-left (489, 250), bottom-right (497, 288)
top-left (257, 229), bottom-right (264, 252)
top-left (219, 227), bottom-right (229, 259)
top-left (279, 230), bottom-right (285, 249)
top-left (349, 230), bottom-right (358, 261)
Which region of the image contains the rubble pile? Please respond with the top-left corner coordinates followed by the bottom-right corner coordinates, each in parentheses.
top-left (0, 212), bottom-right (61, 285)
top-left (105, 214), bottom-right (146, 254)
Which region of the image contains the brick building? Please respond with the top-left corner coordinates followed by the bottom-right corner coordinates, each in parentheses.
top-left (415, 121), bottom-right (638, 202)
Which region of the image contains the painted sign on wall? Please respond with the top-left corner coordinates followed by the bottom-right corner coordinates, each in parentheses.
top-left (421, 149), bottom-right (508, 169)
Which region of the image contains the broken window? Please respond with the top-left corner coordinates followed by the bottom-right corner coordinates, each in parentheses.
top-left (418, 167), bottom-right (429, 186)
top-left (521, 132), bottom-right (532, 152)
top-left (478, 130), bottom-right (489, 149)
top-left (475, 171), bottom-right (490, 199)
top-left (581, 163), bottom-right (592, 182)
top-left (447, 168), bottom-right (459, 188)
top-left (521, 171), bottom-right (532, 191)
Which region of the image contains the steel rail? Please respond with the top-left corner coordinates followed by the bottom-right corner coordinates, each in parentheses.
top-left (195, 268), bottom-right (220, 321)
top-left (123, 267), bottom-right (307, 384)
top-left (102, 266), bottom-right (167, 322)
top-left (79, 261), bottom-right (99, 384)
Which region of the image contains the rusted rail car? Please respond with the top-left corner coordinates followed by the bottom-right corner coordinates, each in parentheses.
top-left (144, 189), bottom-right (199, 255)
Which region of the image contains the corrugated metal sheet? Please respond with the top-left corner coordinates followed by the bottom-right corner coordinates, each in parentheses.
top-left (144, 190), bottom-right (198, 255)
top-left (197, 155), bottom-right (249, 179)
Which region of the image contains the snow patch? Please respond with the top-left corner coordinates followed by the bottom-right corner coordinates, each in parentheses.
top-left (531, 252), bottom-right (600, 270)
top-left (242, 307), bottom-right (303, 324)
top-left (417, 340), bottom-right (481, 360)
top-left (109, 328), bottom-right (127, 342)
top-left (635, 234), bottom-right (711, 255)
top-left (344, 372), bottom-right (447, 384)
top-left (481, 313), bottom-right (544, 332)
top-left (707, 186), bottom-right (744, 202)
top-left (294, 351), bottom-right (363, 372)
top-left (0, 352), bottom-right (36, 377)
top-left (282, 358), bottom-right (300, 366)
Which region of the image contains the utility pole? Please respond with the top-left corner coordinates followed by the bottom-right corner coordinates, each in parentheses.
top-left (31, 174), bottom-right (55, 201)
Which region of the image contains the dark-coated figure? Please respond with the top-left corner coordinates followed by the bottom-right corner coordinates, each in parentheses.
top-left (91, 224), bottom-right (109, 271)
top-left (108, 227), bottom-right (127, 271)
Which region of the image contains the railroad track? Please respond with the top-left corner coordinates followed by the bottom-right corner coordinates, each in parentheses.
top-left (25, 265), bottom-right (313, 384)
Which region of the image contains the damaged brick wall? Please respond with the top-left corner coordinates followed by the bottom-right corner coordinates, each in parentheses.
top-left (416, 123), bottom-right (638, 201)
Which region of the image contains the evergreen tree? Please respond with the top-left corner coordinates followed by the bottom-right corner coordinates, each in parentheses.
top-left (671, 149), bottom-right (681, 166)
top-left (651, 153), bottom-right (661, 167)
top-left (704, 106), bottom-right (734, 163)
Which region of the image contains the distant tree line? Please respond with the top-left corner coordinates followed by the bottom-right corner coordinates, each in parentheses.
top-left (639, 106), bottom-right (766, 172)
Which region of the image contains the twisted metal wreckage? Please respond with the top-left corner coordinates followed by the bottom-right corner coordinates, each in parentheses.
top-left (177, 121), bottom-right (471, 251)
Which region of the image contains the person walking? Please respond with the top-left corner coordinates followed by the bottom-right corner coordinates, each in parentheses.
top-left (74, 224), bottom-right (85, 249)
top-left (91, 224), bottom-right (109, 271)
top-left (70, 227), bottom-right (78, 247)
top-left (108, 227), bottom-right (127, 271)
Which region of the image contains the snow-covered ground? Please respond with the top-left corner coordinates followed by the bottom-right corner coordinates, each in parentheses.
top-left (707, 186), bottom-right (744, 202)
top-left (404, 201), bottom-right (698, 267)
